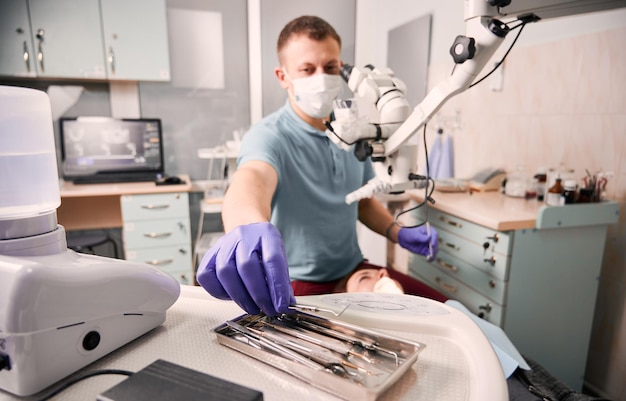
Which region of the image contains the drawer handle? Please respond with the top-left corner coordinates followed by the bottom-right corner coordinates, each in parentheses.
top-left (486, 234), bottom-right (499, 243)
top-left (146, 258), bottom-right (174, 266)
top-left (444, 241), bottom-right (459, 251)
top-left (436, 258), bottom-right (458, 272)
top-left (144, 232), bottom-right (173, 238)
top-left (439, 215), bottom-right (462, 228)
top-left (483, 256), bottom-right (497, 266)
top-left (478, 303), bottom-right (492, 319)
top-left (141, 204), bottom-right (171, 210)
top-left (435, 276), bottom-right (457, 293)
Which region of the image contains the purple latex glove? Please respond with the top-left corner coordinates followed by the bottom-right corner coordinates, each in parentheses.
top-left (397, 225), bottom-right (439, 261)
top-left (196, 222), bottom-right (295, 316)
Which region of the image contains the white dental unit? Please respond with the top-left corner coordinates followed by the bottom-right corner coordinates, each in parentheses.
top-left (0, 0), bottom-right (624, 400)
top-left (0, 86), bottom-right (180, 397)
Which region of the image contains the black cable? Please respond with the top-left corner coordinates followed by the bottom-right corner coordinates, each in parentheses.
top-left (324, 121), bottom-right (380, 147)
top-left (469, 22), bottom-right (526, 88)
top-left (392, 123), bottom-right (436, 229)
top-left (37, 369), bottom-right (134, 401)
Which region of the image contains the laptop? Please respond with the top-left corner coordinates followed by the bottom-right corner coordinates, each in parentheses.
top-left (60, 117), bottom-right (165, 184)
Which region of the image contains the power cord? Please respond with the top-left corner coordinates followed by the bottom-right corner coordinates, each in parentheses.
top-left (391, 123), bottom-right (435, 229)
top-left (36, 369), bottom-right (134, 401)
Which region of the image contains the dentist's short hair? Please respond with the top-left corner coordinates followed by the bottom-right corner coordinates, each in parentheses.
top-left (277, 15), bottom-right (341, 60)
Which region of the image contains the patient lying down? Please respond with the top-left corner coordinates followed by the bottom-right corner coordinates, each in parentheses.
top-left (336, 267), bottom-right (600, 401)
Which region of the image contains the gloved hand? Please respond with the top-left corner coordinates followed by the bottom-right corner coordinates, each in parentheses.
top-left (397, 225), bottom-right (438, 261)
top-left (196, 222), bottom-right (295, 316)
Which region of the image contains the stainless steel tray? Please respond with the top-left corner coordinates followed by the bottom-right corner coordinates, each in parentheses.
top-left (214, 312), bottom-right (426, 401)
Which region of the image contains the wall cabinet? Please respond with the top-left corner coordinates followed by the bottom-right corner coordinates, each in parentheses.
top-left (407, 191), bottom-right (619, 391)
top-left (121, 192), bottom-right (192, 285)
top-left (0, 0), bottom-right (36, 77)
top-left (0, 0), bottom-right (170, 81)
top-left (100, 0), bottom-right (170, 81)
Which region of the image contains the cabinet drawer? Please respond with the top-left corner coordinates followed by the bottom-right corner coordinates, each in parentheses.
top-left (437, 228), bottom-right (510, 280)
top-left (412, 252), bottom-right (507, 304)
top-left (414, 207), bottom-right (511, 256)
top-left (123, 218), bottom-right (190, 248)
top-left (121, 192), bottom-right (189, 221)
top-left (125, 245), bottom-right (192, 283)
top-left (409, 264), bottom-right (504, 326)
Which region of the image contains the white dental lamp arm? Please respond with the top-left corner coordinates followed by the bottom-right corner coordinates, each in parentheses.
top-left (383, 13), bottom-right (508, 155)
top-left (330, 0), bottom-right (625, 204)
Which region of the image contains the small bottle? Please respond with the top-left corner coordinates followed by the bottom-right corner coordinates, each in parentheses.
top-left (546, 177), bottom-right (564, 206)
top-left (534, 170), bottom-right (547, 201)
top-left (563, 180), bottom-right (578, 204)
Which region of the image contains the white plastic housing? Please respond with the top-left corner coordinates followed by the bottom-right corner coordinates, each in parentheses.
top-left (0, 86), bottom-right (61, 220)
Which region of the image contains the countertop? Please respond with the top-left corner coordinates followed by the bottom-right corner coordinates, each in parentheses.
top-left (59, 174), bottom-right (192, 198)
top-left (405, 189), bottom-right (619, 231)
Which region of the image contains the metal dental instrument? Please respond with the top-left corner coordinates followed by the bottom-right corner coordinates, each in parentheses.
top-left (227, 320), bottom-right (356, 379)
top-left (290, 303), bottom-right (349, 317)
top-left (250, 326), bottom-right (379, 377)
top-left (294, 318), bottom-right (400, 366)
top-left (225, 320), bottom-right (323, 371)
top-left (263, 319), bottom-right (373, 364)
top-left (426, 221), bottom-right (434, 261)
top-left (246, 326), bottom-right (363, 380)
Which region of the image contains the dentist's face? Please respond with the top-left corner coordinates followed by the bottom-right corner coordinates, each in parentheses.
top-left (276, 33), bottom-right (341, 86)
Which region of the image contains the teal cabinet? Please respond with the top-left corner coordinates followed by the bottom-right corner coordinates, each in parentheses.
top-left (28, 0), bottom-right (107, 79)
top-left (100, 0), bottom-right (170, 81)
top-left (0, 0), bottom-right (36, 77)
top-left (408, 194), bottom-right (619, 391)
top-left (121, 192), bottom-right (192, 284)
top-left (0, 0), bottom-right (170, 81)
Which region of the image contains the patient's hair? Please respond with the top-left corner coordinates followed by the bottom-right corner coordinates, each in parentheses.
top-left (277, 15), bottom-right (341, 61)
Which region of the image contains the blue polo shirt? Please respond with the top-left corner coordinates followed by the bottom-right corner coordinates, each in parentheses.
top-left (238, 101), bottom-right (375, 282)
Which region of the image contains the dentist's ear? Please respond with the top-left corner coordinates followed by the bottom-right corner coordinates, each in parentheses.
top-left (274, 67), bottom-right (290, 89)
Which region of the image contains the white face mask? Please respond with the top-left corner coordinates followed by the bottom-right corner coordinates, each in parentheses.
top-left (373, 276), bottom-right (404, 294)
top-left (286, 72), bottom-right (343, 119)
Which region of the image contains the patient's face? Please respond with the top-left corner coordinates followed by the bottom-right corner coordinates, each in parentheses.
top-left (346, 268), bottom-right (404, 294)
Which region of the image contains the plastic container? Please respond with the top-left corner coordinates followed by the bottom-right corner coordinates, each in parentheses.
top-left (0, 86), bottom-right (60, 220)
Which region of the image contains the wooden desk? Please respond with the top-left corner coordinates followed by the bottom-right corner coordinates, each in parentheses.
top-left (58, 175), bottom-right (192, 230)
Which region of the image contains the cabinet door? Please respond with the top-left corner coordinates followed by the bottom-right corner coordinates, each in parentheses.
top-left (100, 0), bottom-right (170, 81)
top-left (28, 0), bottom-right (106, 79)
top-left (0, 0), bottom-right (36, 77)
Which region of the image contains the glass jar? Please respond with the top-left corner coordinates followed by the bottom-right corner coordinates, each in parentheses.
top-left (563, 180), bottom-right (578, 204)
top-left (546, 178), bottom-right (564, 206)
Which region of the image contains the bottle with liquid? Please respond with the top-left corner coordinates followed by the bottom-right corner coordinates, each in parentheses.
top-left (546, 177), bottom-right (564, 206)
top-left (563, 180), bottom-right (578, 204)
top-left (534, 168), bottom-right (547, 201)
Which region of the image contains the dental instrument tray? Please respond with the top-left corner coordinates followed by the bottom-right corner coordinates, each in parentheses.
top-left (214, 311), bottom-right (426, 401)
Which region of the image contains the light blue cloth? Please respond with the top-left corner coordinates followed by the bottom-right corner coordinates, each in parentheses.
top-left (445, 300), bottom-right (530, 378)
top-left (427, 132), bottom-right (454, 179)
top-left (238, 101), bottom-right (374, 282)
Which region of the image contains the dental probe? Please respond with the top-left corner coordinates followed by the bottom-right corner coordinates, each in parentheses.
top-left (251, 326), bottom-right (379, 376)
top-left (295, 319), bottom-right (399, 366)
top-left (247, 326), bottom-right (367, 379)
top-left (225, 320), bottom-right (323, 371)
top-left (290, 303), bottom-right (349, 317)
top-left (263, 319), bottom-right (372, 363)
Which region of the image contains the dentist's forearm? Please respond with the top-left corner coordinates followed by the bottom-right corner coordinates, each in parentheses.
top-left (221, 162), bottom-right (277, 232)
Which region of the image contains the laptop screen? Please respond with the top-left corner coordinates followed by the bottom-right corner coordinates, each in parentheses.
top-left (60, 117), bottom-right (165, 184)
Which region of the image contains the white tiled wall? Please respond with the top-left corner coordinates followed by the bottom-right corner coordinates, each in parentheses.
top-left (425, 27), bottom-right (626, 398)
